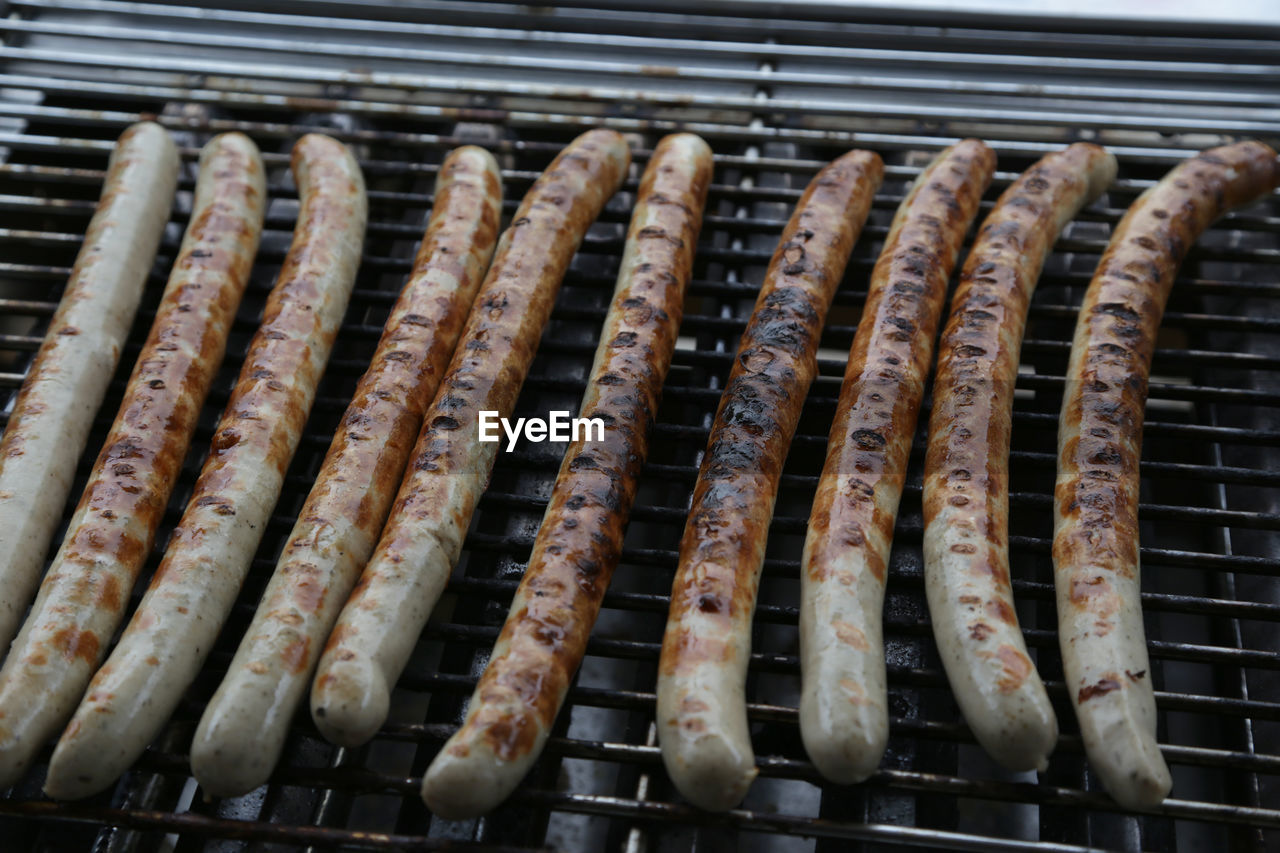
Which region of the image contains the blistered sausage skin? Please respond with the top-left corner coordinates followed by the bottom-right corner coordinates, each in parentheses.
top-left (192, 130), bottom-right (625, 799)
top-left (44, 134), bottom-right (368, 800)
top-left (0, 122), bottom-right (179, 657)
top-left (1055, 141), bottom-right (1278, 810)
top-left (307, 130), bottom-right (628, 759)
top-left (0, 133), bottom-right (265, 790)
top-left (922, 143), bottom-right (1116, 774)
top-left (800, 140), bottom-right (995, 785)
top-left (657, 150), bottom-right (883, 812)
top-left (421, 133), bottom-right (712, 819)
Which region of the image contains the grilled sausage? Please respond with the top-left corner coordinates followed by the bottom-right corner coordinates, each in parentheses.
top-left (43, 133), bottom-right (370, 800)
top-left (0, 133), bottom-right (265, 789)
top-left (420, 133), bottom-right (712, 819)
top-left (657, 150), bottom-right (883, 812)
top-left (922, 143), bottom-right (1116, 773)
top-left (306, 129), bottom-right (628, 756)
top-left (297, 146), bottom-right (502, 751)
top-left (800, 140), bottom-right (995, 784)
top-left (1054, 141), bottom-right (1278, 810)
top-left (0, 122), bottom-right (179, 657)
top-left (192, 129), bottom-right (627, 798)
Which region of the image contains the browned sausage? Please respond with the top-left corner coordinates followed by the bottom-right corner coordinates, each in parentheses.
top-left (657, 149), bottom-right (883, 812)
top-left (0, 132), bottom-right (265, 789)
top-left (1055, 140), bottom-right (1278, 809)
top-left (0, 122), bottom-right (178, 656)
top-left (300, 145), bottom-right (503, 752)
top-left (800, 140), bottom-right (995, 784)
top-left (307, 130), bottom-right (630, 759)
top-left (193, 129), bottom-right (626, 798)
top-left (421, 133), bottom-right (713, 819)
top-left (188, 142), bottom-right (501, 797)
top-left (44, 133), bottom-right (377, 800)
top-left (923, 143), bottom-right (1116, 774)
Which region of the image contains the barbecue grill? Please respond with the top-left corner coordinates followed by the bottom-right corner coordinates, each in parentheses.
top-left (0, 1), bottom-right (1278, 850)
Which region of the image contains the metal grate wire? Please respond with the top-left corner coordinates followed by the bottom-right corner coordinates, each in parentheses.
top-left (0, 2), bottom-right (1277, 850)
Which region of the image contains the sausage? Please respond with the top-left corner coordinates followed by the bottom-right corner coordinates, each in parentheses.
top-left (0, 122), bottom-right (178, 657)
top-left (657, 150), bottom-right (883, 812)
top-left (192, 128), bottom-right (626, 798)
top-left (306, 129), bottom-right (628, 755)
top-left (921, 143), bottom-right (1117, 774)
top-left (420, 133), bottom-right (712, 819)
top-left (0, 132), bottom-right (265, 789)
top-left (800, 140), bottom-right (995, 784)
top-left (297, 145), bottom-right (502, 752)
top-left (43, 133), bottom-right (371, 800)
top-left (1054, 141), bottom-right (1278, 810)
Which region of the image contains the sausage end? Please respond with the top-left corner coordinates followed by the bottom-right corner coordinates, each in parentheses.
top-left (659, 724), bottom-right (758, 812)
top-left (190, 717), bottom-right (276, 798)
top-left (310, 656), bottom-right (390, 748)
top-left (421, 744), bottom-right (530, 820)
top-left (44, 742), bottom-right (120, 800)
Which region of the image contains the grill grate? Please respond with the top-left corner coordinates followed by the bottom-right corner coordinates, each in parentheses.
top-left (0, 2), bottom-right (1278, 850)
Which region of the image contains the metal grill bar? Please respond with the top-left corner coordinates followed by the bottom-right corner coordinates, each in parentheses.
top-left (13, 0), bottom-right (1280, 63)
top-left (0, 108), bottom-right (1236, 167)
top-left (7, 2), bottom-right (1279, 84)
top-left (4, 32), bottom-right (1278, 135)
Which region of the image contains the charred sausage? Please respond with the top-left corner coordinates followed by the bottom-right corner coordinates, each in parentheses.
top-left (192, 129), bottom-right (626, 797)
top-left (0, 132), bottom-right (265, 789)
top-left (1054, 140), bottom-right (1278, 809)
top-left (657, 149), bottom-right (883, 812)
top-left (800, 140), bottom-right (995, 784)
top-left (420, 133), bottom-right (712, 819)
top-left (44, 133), bottom-right (372, 800)
top-left (922, 143), bottom-right (1116, 773)
top-left (0, 122), bottom-right (178, 656)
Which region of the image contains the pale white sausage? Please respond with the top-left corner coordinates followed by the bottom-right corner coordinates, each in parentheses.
top-left (0, 132), bottom-right (265, 790)
top-left (45, 133), bottom-right (369, 800)
top-left (0, 121), bottom-right (178, 658)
